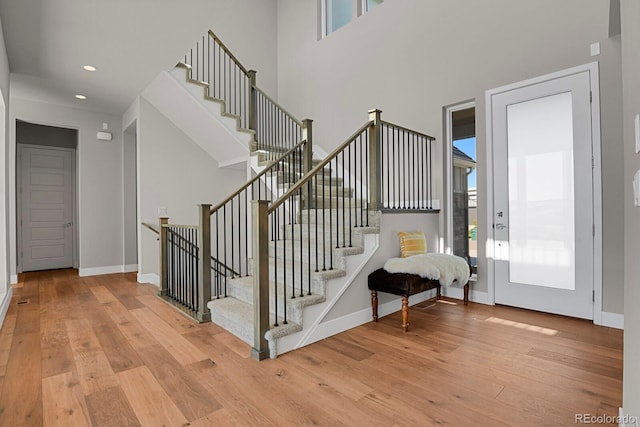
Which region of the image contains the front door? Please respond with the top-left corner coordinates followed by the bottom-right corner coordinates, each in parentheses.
top-left (20, 145), bottom-right (74, 271)
top-left (489, 67), bottom-right (595, 319)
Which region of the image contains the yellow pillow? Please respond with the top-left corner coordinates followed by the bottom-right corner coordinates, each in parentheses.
top-left (398, 231), bottom-right (427, 258)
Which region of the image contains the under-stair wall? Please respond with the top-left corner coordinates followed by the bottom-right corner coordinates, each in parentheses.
top-left (136, 98), bottom-right (246, 284)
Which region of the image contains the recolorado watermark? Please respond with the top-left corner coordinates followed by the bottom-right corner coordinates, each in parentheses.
top-left (575, 413), bottom-right (638, 424)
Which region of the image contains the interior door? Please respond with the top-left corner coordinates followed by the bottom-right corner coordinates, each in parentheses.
top-left (20, 145), bottom-right (74, 271)
top-left (491, 69), bottom-right (594, 319)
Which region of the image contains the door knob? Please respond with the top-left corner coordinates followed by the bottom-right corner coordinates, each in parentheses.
top-left (495, 223), bottom-right (508, 230)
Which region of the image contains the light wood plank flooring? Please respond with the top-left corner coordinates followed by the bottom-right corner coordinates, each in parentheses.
top-left (0, 269), bottom-right (622, 426)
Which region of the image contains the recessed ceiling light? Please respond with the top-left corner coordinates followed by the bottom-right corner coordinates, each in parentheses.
top-left (83, 65), bottom-right (96, 72)
top-left (75, 94), bottom-right (87, 100)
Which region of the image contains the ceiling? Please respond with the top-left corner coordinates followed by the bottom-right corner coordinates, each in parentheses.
top-left (0, 0), bottom-right (227, 115)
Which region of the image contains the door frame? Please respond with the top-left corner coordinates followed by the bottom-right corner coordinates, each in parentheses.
top-left (443, 100), bottom-right (476, 256)
top-left (16, 143), bottom-right (79, 273)
top-left (485, 62), bottom-right (603, 324)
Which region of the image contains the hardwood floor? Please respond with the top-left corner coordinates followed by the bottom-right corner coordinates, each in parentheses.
top-left (0, 269), bottom-right (622, 426)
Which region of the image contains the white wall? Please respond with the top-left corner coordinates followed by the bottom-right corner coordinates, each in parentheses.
top-left (621, 0), bottom-right (640, 418)
top-left (137, 98), bottom-right (246, 280)
top-left (0, 16), bottom-right (12, 325)
top-left (324, 212), bottom-right (440, 321)
top-left (277, 0), bottom-right (625, 314)
top-left (9, 96), bottom-right (124, 275)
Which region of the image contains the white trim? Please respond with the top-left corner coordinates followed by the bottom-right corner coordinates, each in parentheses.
top-left (441, 286), bottom-right (490, 305)
top-left (79, 265), bottom-right (127, 277)
top-left (589, 64), bottom-right (604, 326)
top-left (301, 289), bottom-right (439, 346)
top-left (10, 274), bottom-right (17, 285)
top-left (295, 233), bottom-right (379, 348)
top-left (485, 62), bottom-right (603, 322)
top-left (0, 288), bottom-right (14, 328)
top-left (618, 407), bottom-right (638, 427)
top-left (123, 264), bottom-right (138, 273)
top-left (137, 272), bottom-right (160, 286)
top-left (218, 156), bottom-right (248, 169)
top-left (599, 311), bottom-right (624, 330)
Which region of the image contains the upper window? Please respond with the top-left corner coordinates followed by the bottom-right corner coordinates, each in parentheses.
top-left (325, 0), bottom-right (353, 35)
top-left (365, 0), bottom-right (384, 12)
top-left (321, 0), bottom-right (384, 37)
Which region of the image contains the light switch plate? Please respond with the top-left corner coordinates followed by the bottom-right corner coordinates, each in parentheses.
top-left (158, 207), bottom-right (168, 217)
top-left (590, 42), bottom-right (600, 56)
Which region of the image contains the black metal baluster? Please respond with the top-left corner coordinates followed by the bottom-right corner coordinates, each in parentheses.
top-left (341, 150), bottom-right (345, 248)
top-left (244, 189), bottom-right (249, 276)
top-left (412, 133), bottom-right (416, 209)
top-left (272, 211), bottom-right (279, 327)
top-left (329, 158), bottom-right (333, 269)
top-left (348, 143), bottom-right (352, 247)
top-left (322, 168), bottom-right (326, 271)
top-left (230, 199), bottom-right (235, 279)
top-left (215, 212), bottom-right (219, 297)
top-left (386, 124), bottom-right (390, 209)
top-left (365, 132), bottom-right (369, 226)
top-left (191, 229), bottom-right (194, 310)
top-left (429, 137), bottom-right (433, 209)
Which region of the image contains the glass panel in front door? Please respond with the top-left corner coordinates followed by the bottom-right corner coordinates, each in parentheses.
top-left (506, 92), bottom-right (575, 290)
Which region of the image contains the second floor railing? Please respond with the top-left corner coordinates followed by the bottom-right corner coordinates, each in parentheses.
top-left (182, 30), bottom-right (303, 156)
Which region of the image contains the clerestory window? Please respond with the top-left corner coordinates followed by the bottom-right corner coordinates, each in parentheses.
top-left (320, 0), bottom-right (385, 38)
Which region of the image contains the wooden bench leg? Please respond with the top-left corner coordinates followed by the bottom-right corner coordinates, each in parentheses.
top-left (464, 283), bottom-right (469, 305)
top-left (402, 296), bottom-right (409, 332)
top-left (371, 290), bottom-right (378, 322)
top-left (436, 284), bottom-right (441, 300)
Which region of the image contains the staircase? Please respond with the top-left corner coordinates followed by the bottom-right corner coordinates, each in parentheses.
top-left (147, 29), bottom-right (436, 360)
top-left (207, 158), bottom-right (381, 358)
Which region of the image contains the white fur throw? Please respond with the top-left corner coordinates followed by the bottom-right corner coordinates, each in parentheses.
top-left (383, 253), bottom-right (470, 287)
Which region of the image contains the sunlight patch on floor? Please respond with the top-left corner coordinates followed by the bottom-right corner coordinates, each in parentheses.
top-left (485, 316), bottom-right (559, 336)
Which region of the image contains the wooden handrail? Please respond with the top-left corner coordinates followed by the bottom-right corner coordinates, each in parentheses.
top-left (209, 139), bottom-right (309, 215)
top-left (253, 85), bottom-right (303, 127)
top-left (208, 30), bottom-right (250, 76)
top-left (141, 222), bottom-right (160, 234)
top-left (269, 120), bottom-right (374, 213)
top-left (380, 120), bottom-right (435, 141)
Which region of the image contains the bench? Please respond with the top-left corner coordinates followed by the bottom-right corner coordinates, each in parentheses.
top-left (367, 266), bottom-right (470, 332)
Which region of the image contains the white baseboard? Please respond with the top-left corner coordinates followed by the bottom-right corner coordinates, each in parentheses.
top-left (601, 311), bottom-right (624, 330)
top-left (441, 285), bottom-right (490, 305)
top-left (618, 407), bottom-right (638, 427)
top-left (302, 289), bottom-right (439, 347)
top-left (10, 274), bottom-right (17, 285)
top-left (137, 273), bottom-right (159, 286)
top-left (0, 288), bottom-right (14, 328)
top-left (79, 265), bottom-right (131, 277)
top-left (123, 264), bottom-right (138, 273)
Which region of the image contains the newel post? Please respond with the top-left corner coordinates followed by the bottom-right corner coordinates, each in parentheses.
top-left (301, 119), bottom-right (314, 209)
top-left (158, 216), bottom-right (169, 297)
top-left (368, 108), bottom-right (382, 210)
top-left (302, 119), bottom-right (314, 174)
top-left (248, 70), bottom-right (258, 141)
top-left (197, 204), bottom-right (212, 323)
top-left (251, 200), bottom-right (270, 361)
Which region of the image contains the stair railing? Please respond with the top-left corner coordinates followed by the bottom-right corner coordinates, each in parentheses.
top-left (379, 120), bottom-right (436, 210)
top-left (209, 122), bottom-right (313, 301)
top-left (181, 30), bottom-right (303, 155)
top-left (142, 206), bottom-right (212, 323)
top-left (251, 109), bottom-right (436, 359)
